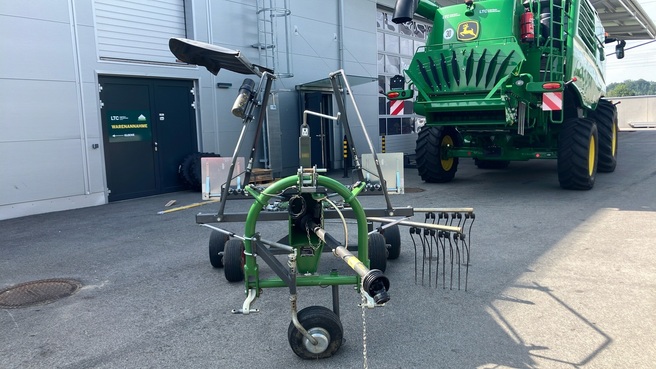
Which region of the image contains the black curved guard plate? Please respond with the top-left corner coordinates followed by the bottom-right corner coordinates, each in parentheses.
top-left (169, 37), bottom-right (271, 76)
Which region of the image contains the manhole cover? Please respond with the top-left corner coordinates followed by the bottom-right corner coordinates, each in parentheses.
top-left (0, 279), bottom-right (81, 309)
top-left (404, 187), bottom-right (425, 193)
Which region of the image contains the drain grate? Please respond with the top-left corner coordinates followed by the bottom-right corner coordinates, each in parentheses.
top-left (0, 278), bottom-right (81, 309)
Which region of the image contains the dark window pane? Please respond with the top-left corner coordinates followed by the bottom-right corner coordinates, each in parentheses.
top-left (387, 118), bottom-right (401, 135)
top-left (379, 118), bottom-right (387, 136)
top-left (401, 117), bottom-right (414, 134)
top-left (379, 97), bottom-right (388, 115)
top-left (378, 75), bottom-right (386, 96)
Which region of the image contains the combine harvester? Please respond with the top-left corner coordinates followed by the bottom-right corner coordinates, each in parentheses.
top-left (388, 0), bottom-right (655, 189)
top-left (169, 38), bottom-right (475, 360)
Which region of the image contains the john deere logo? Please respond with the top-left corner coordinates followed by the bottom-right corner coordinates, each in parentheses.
top-left (457, 21), bottom-right (479, 41)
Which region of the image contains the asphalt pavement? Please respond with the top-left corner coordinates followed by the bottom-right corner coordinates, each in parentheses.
top-left (1, 131), bottom-right (655, 369)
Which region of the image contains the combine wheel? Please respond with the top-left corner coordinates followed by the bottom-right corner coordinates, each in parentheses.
top-left (288, 306), bottom-right (343, 359)
top-left (208, 231), bottom-right (228, 268)
top-left (557, 118), bottom-right (598, 190)
top-left (223, 239), bottom-right (244, 282)
top-left (368, 232), bottom-right (387, 272)
top-left (590, 99), bottom-right (618, 172)
top-left (416, 126), bottom-right (460, 183)
top-left (474, 159), bottom-right (510, 169)
top-left (380, 224), bottom-right (401, 260)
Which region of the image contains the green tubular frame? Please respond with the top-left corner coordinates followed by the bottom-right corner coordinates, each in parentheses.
top-left (242, 174), bottom-right (369, 293)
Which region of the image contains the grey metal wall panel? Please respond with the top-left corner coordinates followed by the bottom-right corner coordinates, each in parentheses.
top-left (0, 16), bottom-right (76, 81)
top-left (95, 0), bottom-right (186, 63)
top-left (0, 139), bottom-right (85, 205)
top-left (0, 80), bottom-right (81, 142)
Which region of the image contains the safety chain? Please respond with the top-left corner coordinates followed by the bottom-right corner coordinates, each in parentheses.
top-left (361, 291), bottom-right (368, 369)
top-left (304, 198), bottom-right (325, 253)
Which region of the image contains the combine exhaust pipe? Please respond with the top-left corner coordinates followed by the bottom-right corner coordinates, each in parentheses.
top-left (393, 0), bottom-right (439, 24)
top-left (392, 0), bottom-right (418, 24)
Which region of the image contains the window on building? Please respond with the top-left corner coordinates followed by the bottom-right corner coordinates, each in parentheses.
top-left (376, 8), bottom-right (432, 136)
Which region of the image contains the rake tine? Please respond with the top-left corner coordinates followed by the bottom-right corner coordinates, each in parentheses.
top-left (425, 228), bottom-right (433, 287)
top-left (447, 232), bottom-right (454, 290)
top-left (438, 231), bottom-right (446, 289)
top-left (454, 233), bottom-right (461, 290)
top-left (462, 235), bottom-right (470, 291)
top-left (409, 227), bottom-right (418, 285)
top-left (420, 228), bottom-right (429, 286)
top-left (430, 229), bottom-right (439, 289)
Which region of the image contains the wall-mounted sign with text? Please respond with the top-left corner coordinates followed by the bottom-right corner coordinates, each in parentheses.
top-left (107, 110), bottom-right (152, 143)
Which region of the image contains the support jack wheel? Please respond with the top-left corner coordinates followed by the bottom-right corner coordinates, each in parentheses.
top-left (368, 232), bottom-right (388, 272)
top-left (224, 239), bottom-right (244, 282)
top-left (209, 231), bottom-right (228, 268)
top-left (381, 224), bottom-right (401, 260)
top-left (288, 306), bottom-right (343, 359)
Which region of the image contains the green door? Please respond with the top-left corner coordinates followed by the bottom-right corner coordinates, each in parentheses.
top-left (100, 77), bottom-right (197, 201)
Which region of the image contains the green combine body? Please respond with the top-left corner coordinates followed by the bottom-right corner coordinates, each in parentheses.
top-left (390, 0), bottom-right (621, 189)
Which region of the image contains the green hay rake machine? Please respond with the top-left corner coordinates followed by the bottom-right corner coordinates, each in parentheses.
top-left (169, 37), bottom-right (475, 360)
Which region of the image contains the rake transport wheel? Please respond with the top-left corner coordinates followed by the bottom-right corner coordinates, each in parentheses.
top-left (368, 232), bottom-right (388, 272)
top-left (288, 306), bottom-right (344, 359)
top-left (208, 231), bottom-right (228, 268)
top-left (416, 126), bottom-right (461, 183)
top-left (590, 99), bottom-right (618, 172)
top-left (380, 224), bottom-right (401, 260)
top-left (223, 239), bottom-right (244, 282)
top-left (474, 159), bottom-right (510, 169)
top-left (557, 118), bottom-right (598, 190)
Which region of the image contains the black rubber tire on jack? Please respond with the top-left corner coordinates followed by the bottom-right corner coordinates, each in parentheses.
top-left (223, 239), bottom-right (244, 282)
top-left (288, 306), bottom-right (343, 360)
top-left (380, 224), bottom-right (401, 260)
top-left (208, 231), bottom-right (228, 268)
top-left (589, 99), bottom-right (618, 173)
top-left (416, 126), bottom-right (461, 183)
top-left (557, 118), bottom-right (598, 190)
top-left (368, 232), bottom-right (388, 272)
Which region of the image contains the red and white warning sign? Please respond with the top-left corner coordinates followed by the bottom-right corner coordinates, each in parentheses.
top-left (390, 100), bottom-right (404, 115)
top-left (542, 91), bottom-right (563, 111)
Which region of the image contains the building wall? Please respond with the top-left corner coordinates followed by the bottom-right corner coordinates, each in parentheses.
top-left (0, 0), bottom-right (381, 220)
top-left (610, 96), bottom-right (656, 129)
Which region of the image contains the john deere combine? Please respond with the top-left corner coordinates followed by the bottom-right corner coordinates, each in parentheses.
top-left (389, 0), bottom-right (627, 189)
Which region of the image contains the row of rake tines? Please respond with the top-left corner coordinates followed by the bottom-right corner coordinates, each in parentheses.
top-left (408, 211), bottom-right (475, 291)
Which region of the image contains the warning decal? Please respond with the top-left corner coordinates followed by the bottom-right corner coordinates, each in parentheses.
top-left (390, 100), bottom-right (404, 115)
top-left (542, 92), bottom-right (563, 111)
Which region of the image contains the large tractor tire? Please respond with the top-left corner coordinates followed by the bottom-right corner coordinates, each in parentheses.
top-left (415, 126), bottom-right (461, 183)
top-left (589, 99), bottom-right (618, 173)
top-left (557, 118), bottom-right (598, 190)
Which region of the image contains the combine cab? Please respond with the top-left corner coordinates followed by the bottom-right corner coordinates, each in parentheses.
top-left (389, 0), bottom-right (652, 189)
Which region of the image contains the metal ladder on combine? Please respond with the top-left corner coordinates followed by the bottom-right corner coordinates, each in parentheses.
top-left (540, 0), bottom-right (567, 123)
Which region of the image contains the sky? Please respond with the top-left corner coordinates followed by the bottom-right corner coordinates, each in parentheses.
top-left (604, 0), bottom-right (656, 84)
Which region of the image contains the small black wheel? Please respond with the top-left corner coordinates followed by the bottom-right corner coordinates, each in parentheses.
top-left (223, 239), bottom-right (244, 282)
top-left (474, 159), bottom-right (510, 169)
top-left (208, 231), bottom-right (228, 268)
top-left (368, 232), bottom-right (387, 272)
top-left (288, 306), bottom-right (343, 359)
top-left (381, 224), bottom-right (401, 260)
